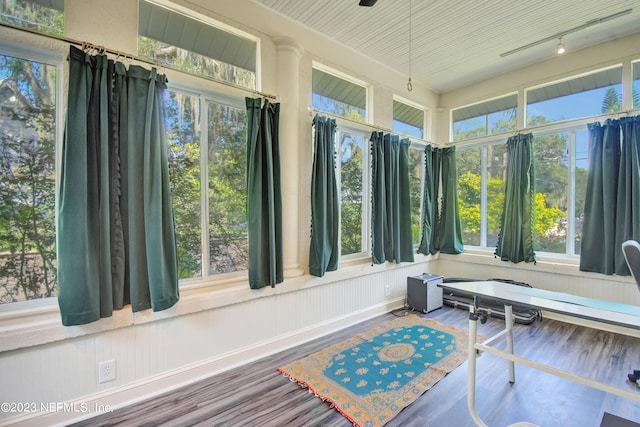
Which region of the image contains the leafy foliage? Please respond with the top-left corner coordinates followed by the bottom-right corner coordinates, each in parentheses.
top-left (138, 37), bottom-right (256, 90)
top-left (0, 0), bottom-right (64, 36)
top-left (0, 55), bottom-right (57, 302)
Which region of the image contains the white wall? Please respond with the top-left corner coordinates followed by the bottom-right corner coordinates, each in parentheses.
top-left (0, 1), bottom-right (639, 426)
top-left (0, 0), bottom-right (440, 425)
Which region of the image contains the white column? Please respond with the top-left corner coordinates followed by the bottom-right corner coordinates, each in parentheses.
top-left (275, 37), bottom-right (304, 278)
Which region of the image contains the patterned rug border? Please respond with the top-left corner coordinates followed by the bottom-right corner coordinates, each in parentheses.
top-left (278, 314), bottom-right (476, 427)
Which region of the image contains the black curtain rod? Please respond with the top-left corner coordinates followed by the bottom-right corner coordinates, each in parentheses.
top-left (0, 22), bottom-right (277, 100)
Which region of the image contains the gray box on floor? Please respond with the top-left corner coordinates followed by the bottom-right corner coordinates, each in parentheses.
top-left (407, 273), bottom-right (443, 313)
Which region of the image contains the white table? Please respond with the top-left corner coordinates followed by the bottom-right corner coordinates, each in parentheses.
top-left (438, 281), bottom-right (640, 427)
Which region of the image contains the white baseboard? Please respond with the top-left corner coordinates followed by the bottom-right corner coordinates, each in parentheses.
top-left (0, 298), bottom-right (405, 427)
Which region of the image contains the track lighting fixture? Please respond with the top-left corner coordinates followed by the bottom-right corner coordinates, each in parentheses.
top-left (499, 8), bottom-right (631, 57)
top-left (556, 38), bottom-right (565, 55)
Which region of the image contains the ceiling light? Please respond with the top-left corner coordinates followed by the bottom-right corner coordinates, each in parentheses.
top-left (556, 38), bottom-right (565, 55)
top-left (499, 8), bottom-right (632, 57)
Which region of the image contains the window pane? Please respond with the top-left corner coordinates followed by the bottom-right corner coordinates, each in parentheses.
top-left (487, 144), bottom-right (506, 247)
top-left (526, 66), bottom-right (622, 125)
top-left (457, 146), bottom-right (481, 246)
top-left (139, 37), bottom-right (256, 90)
top-left (138, 1), bottom-right (256, 89)
top-left (166, 90), bottom-right (202, 278)
top-left (208, 102), bottom-right (247, 274)
top-left (312, 68), bottom-right (366, 122)
top-left (533, 133), bottom-right (568, 253)
top-left (0, 54), bottom-right (57, 303)
top-left (339, 132), bottom-right (364, 255)
top-left (633, 62), bottom-right (640, 109)
top-left (574, 130), bottom-right (589, 255)
top-left (0, 0), bottom-right (63, 36)
top-left (452, 95), bottom-right (517, 142)
top-left (394, 101), bottom-right (424, 139)
top-left (408, 147), bottom-right (423, 245)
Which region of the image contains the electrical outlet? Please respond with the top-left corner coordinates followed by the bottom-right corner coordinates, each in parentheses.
top-left (98, 359), bottom-right (116, 383)
top-left (384, 285), bottom-right (390, 297)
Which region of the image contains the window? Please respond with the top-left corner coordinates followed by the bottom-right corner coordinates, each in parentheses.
top-left (456, 127), bottom-right (588, 256)
top-left (0, 51), bottom-right (59, 303)
top-left (452, 94), bottom-right (517, 142)
top-left (456, 143), bottom-right (505, 248)
top-left (0, 0), bottom-right (63, 36)
top-left (393, 99), bottom-right (425, 139)
top-left (312, 66), bottom-right (367, 122)
top-left (408, 145), bottom-right (424, 245)
top-left (337, 128), bottom-right (368, 257)
top-left (165, 89), bottom-right (202, 278)
top-left (138, 1), bottom-right (257, 89)
top-left (166, 87), bottom-right (248, 279)
top-left (526, 66), bottom-right (623, 126)
top-left (207, 101), bottom-right (248, 274)
top-left (633, 61), bottom-right (640, 109)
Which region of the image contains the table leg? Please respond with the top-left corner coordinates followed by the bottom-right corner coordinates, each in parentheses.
top-left (468, 305), bottom-right (489, 427)
top-left (505, 304), bottom-right (515, 383)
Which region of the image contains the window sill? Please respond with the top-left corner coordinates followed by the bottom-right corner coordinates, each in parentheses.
top-left (0, 254), bottom-right (436, 353)
top-left (439, 248), bottom-right (633, 284)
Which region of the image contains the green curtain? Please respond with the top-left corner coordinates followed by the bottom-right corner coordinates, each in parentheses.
top-left (418, 146), bottom-right (463, 255)
top-left (495, 132), bottom-right (536, 263)
top-left (246, 97), bottom-right (283, 289)
top-left (438, 147), bottom-right (464, 254)
top-left (370, 132), bottom-right (414, 264)
top-left (58, 46), bottom-right (179, 326)
top-left (580, 116), bottom-right (640, 275)
top-left (309, 115), bottom-right (339, 277)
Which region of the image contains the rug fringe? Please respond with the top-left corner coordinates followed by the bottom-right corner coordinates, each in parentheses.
top-left (277, 369), bottom-right (361, 426)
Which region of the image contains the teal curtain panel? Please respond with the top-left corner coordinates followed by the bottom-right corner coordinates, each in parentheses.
top-left (418, 146), bottom-right (463, 255)
top-left (580, 116), bottom-right (640, 275)
top-left (370, 132), bottom-right (414, 264)
top-left (245, 98), bottom-right (283, 289)
top-left (418, 145), bottom-right (437, 255)
top-left (495, 133), bottom-right (536, 264)
top-left (57, 46), bottom-right (179, 326)
top-left (438, 147), bottom-right (464, 254)
top-left (309, 115), bottom-right (339, 277)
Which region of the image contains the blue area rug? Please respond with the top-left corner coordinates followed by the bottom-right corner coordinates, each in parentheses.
top-left (278, 315), bottom-right (473, 427)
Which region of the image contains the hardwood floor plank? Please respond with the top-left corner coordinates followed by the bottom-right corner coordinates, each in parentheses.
top-left (70, 307), bottom-right (640, 427)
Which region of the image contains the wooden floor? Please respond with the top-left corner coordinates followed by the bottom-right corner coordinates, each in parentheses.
top-left (70, 306), bottom-right (640, 427)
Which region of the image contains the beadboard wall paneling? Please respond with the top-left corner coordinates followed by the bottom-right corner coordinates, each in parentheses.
top-left (0, 260), bottom-right (434, 426)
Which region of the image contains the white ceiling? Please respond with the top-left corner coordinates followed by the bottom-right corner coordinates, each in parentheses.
top-left (252, 0), bottom-right (640, 93)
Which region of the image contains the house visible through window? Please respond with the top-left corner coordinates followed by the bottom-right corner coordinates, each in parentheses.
top-left (0, 52), bottom-right (58, 303)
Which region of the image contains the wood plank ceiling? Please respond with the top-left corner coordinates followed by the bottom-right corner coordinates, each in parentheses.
top-left (252, 0), bottom-right (640, 94)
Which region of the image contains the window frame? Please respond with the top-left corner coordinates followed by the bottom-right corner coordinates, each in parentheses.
top-left (165, 80), bottom-right (250, 287)
top-left (392, 95), bottom-right (427, 139)
top-left (450, 92), bottom-right (518, 142)
top-left (0, 39), bottom-right (65, 305)
top-left (311, 62), bottom-right (369, 123)
top-left (524, 64), bottom-right (624, 126)
top-left (139, 0), bottom-right (261, 91)
top-left (335, 124), bottom-right (371, 261)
